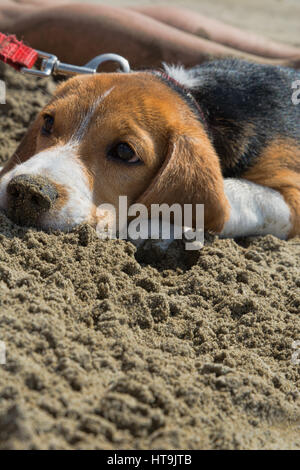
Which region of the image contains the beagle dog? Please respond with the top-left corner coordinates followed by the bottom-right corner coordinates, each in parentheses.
top-left (0, 58), bottom-right (299, 240)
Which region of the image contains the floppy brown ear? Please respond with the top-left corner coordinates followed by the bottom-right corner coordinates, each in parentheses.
top-left (0, 118), bottom-right (40, 177)
top-left (137, 130), bottom-right (230, 233)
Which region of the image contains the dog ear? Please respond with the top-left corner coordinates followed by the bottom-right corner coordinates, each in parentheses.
top-left (0, 118), bottom-right (40, 177)
top-left (137, 129), bottom-right (230, 233)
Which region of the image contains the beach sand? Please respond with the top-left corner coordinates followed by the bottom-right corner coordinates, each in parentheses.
top-left (0, 1), bottom-right (299, 450)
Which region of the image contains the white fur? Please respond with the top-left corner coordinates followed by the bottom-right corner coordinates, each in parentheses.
top-left (0, 81), bottom-right (293, 240)
top-left (0, 88), bottom-right (115, 230)
top-left (221, 178), bottom-right (292, 239)
top-left (72, 87), bottom-right (114, 141)
top-left (134, 179), bottom-right (292, 250)
top-left (0, 142), bottom-right (93, 230)
top-left (162, 63), bottom-right (201, 89)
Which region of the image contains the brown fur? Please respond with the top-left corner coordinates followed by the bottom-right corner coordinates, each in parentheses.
top-left (1, 73), bottom-right (299, 237)
top-left (1, 72), bottom-right (230, 232)
top-left (243, 139), bottom-right (300, 237)
top-left (137, 131), bottom-right (230, 233)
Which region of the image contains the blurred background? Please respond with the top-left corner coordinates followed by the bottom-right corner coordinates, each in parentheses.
top-left (68, 0), bottom-right (300, 45)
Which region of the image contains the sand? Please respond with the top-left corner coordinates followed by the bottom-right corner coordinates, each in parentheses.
top-left (0, 11), bottom-right (300, 449)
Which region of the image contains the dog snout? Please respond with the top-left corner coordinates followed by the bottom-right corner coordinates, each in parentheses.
top-left (7, 174), bottom-right (58, 226)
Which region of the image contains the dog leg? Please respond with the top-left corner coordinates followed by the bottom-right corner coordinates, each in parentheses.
top-left (221, 178), bottom-right (292, 239)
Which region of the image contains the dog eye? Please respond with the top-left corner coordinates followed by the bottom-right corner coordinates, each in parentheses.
top-left (107, 142), bottom-right (140, 164)
top-left (41, 114), bottom-right (54, 136)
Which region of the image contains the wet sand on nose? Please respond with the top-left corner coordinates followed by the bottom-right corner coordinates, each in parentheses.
top-left (0, 7), bottom-right (300, 448)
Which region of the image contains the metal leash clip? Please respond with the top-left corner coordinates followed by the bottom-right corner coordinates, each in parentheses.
top-left (21, 51), bottom-right (130, 77)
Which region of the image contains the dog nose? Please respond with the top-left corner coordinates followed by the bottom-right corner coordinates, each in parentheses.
top-left (7, 174), bottom-right (58, 226)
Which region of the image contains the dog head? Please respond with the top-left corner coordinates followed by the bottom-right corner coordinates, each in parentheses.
top-left (0, 69), bottom-right (229, 232)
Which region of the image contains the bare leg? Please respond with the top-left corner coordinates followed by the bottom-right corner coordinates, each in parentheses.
top-left (132, 5), bottom-right (300, 59)
top-left (0, 0), bottom-right (68, 28)
top-left (0, 3), bottom-right (275, 69)
top-left (0, 2), bottom-right (299, 69)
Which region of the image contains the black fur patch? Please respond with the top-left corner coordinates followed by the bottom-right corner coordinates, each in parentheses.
top-left (188, 59), bottom-right (300, 177)
top-left (152, 60), bottom-right (300, 177)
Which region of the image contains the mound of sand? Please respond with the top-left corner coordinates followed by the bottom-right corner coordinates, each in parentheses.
top-left (0, 64), bottom-right (299, 450)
